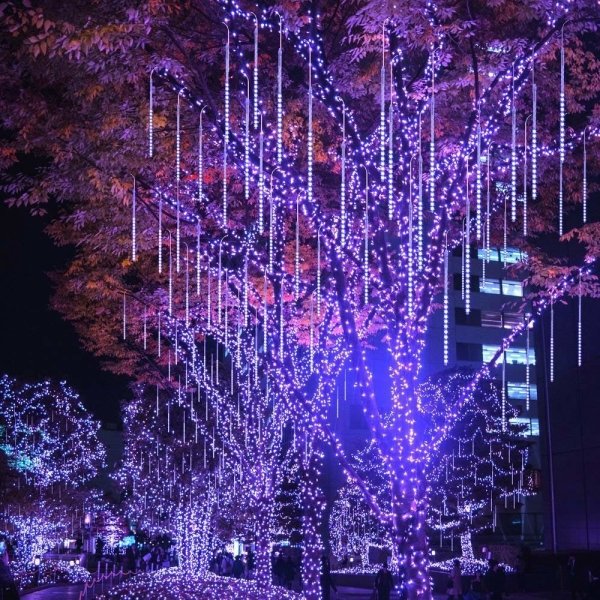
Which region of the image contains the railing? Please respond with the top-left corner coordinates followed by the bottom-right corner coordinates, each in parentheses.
top-left (78, 568), bottom-right (134, 600)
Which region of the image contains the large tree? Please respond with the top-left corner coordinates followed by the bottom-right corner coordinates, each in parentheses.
top-left (1, 1), bottom-right (599, 597)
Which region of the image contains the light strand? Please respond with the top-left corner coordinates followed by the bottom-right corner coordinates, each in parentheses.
top-left (223, 25), bottom-right (230, 227)
top-left (559, 28), bottom-right (565, 235)
top-left (131, 176), bottom-right (137, 262)
top-left (465, 159), bottom-right (471, 315)
top-left (148, 70), bottom-right (154, 158)
top-left (307, 45), bottom-right (313, 205)
top-left (364, 169), bottom-right (369, 305)
top-left (511, 66), bottom-right (517, 223)
top-left (582, 128), bottom-right (587, 223)
top-left (429, 47), bottom-right (435, 212)
top-left (443, 235), bottom-right (449, 366)
top-left (550, 301), bottom-right (555, 382)
top-left (253, 14), bottom-right (259, 130)
top-left (578, 272), bottom-right (582, 367)
top-left (388, 58), bottom-right (394, 220)
top-left (476, 107), bottom-right (482, 239)
top-left (276, 15), bottom-right (283, 164)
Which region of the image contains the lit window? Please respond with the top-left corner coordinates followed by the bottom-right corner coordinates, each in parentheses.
top-left (482, 345), bottom-right (535, 365)
top-left (500, 248), bottom-right (525, 264)
top-left (507, 382), bottom-right (538, 401)
top-left (481, 278), bottom-right (501, 294)
top-left (502, 280), bottom-right (523, 297)
top-left (477, 247), bottom-right (526, 264)
top-left (481, 310), bottom-right (526, 329)
top-left (509, 417), bottom-right (539, 437)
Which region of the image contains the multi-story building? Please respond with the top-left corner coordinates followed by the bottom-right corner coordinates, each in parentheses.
top-left (424, 244), bottom-right (543, 544)
top-left (324, 245), bottom-right (544, 547)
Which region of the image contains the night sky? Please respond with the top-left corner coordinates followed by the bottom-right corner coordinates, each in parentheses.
top-left (0, 201), bottom-right (129, 424)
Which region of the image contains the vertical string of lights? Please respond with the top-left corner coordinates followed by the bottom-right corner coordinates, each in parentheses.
top-left (176, 90), bottom-right (183, 272)
top-left (340, 102), bottom-right (346, 246)
top-left (550, 301), bottom-right (555, 382)
top-left (443, 233), bottom-right (449, 365)
top-left (501, 349), bottom-right (507, 432)
top-left (259, 115), bottom-right (265, 231)
top-left (244, 75), bottom-right (250, 201)
top-left (364, 168), bottom-right (369, 304)
top-left (559, 26), bottom-right (566, 236)
top-left (429, 46), bottom-right (436, 212)
top-left (317, 226), bottom-right (321, 316)
top-left (418, 113), bottom-right (424, 270)
top-left (476, 105), bottom-right (482, 239)
top-left (185, 244), bottom-right (190, 327)
top-left (408, 155), bottom-right (415, 316)
top-left (525, 312), bottom-right (531, 411)
top-left (196, 224), bottom-right (201, 296)
top-left (276, 14), bottom-right (283, 165)
top-left (199, 106), bottom-right (207, 204)
top-left (380, 21), bottom-right (387, 184)
top-left (523, 115), bottom-right (530, 236)
top-left (307, 44), bottom-right (313, 205)
top-left (252, 13), bottom-right (259, 130)
top-left (578, 272), bottom-right (582, 367)
top-left (388, 58), bottom-right (394, 220)
top-left (131, 176), bottom-right (137, 262)
top-left (168, 233), bottom-right (173, 315)
top-left (148, 69), bottom-right (155, 158)
top-left (123, 293), bottom-right (127, 340)
top-left (223, 24), bottom-right (230, 227)
top-left (511, 64), bottom-right (517, 223)
top-left (295, 194), bottom-right (300, 300)
top-left (486, 143), bottom-right (491, 266)
top-left (465, 159), bottom-right (471, 315)
top-left (582, 128), bottom-right (587, 223)
top-left (531, 59), bottom-right (538, 204)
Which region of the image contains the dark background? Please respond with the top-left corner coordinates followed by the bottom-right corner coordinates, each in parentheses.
top-left (0, 201), bottom-right (129, 424)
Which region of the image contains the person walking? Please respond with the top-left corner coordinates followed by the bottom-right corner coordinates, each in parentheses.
top-left (321, 555), bottom-right (337, 600)
top-left (232, 554), bottom-right (244, 579)
top-left (448, 559), bottom-right (463, 599)
top-left (485, 560), bottom-right (505, 600)
top-left (374, 562), bottom-right (394, 600)
top-left (0, 552), bottom-right (19, 600)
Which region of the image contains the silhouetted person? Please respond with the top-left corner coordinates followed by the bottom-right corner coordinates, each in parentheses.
top-left (320, 555), bottom-right (337, 600)
top-left (448, 559), bottom-right (463, 599)
top-left (284, 556), bottom-right (295, 590)
top-left (0, 561), bottom-right (19, 600)
top-left (232, 555), bottom-right (244, 579)
top-left (464, 573), bottom-right (484, 600)
top-left (485, 560), bottom-right (505, 600)
top-left (375, 562), bottom-right (394, 600)
top-left (274, 554), bottom-right (285, 586)
top-left (567, 555), bottom-right (585, 600)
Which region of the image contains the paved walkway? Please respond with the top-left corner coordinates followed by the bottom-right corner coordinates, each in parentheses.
top-left (21, 584), bottom-right (83, 599)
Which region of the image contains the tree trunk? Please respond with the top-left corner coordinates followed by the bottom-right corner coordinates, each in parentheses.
top-left (391, 480), bottom-right (432, 599)
top-left (460, 531), bottom-right (474, 561)
top-left (300, 457), bottom-right (324, 600)
top-left (253, 499), bottom-right (274, 584)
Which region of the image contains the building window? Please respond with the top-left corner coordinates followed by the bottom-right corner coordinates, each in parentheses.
top-left (502, 280), bottom-right (523, 297)
top-left (455, 308), bottom-right (482, 326)
top-left (480, 278), bottom-right (501, 294)
top-left (480, 278), bottom-right (523, 297)
top-left (507, 382), bottom-right (538, 401)
top-left (481, 310), bottom-right (527, 329)
top-left (509, 417), bottom-right (540, 437)
top-left (456, 342), bottom-right (483, 362)
top-left (477, 247), bottom-right (526, 264)
top-left (482, 345), bottom-right (536, 365)
top-left (453, 274), bottom-right (480, 292)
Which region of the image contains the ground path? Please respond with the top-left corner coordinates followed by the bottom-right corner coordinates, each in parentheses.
top-left (21, 584), bottom-right (83, 599)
